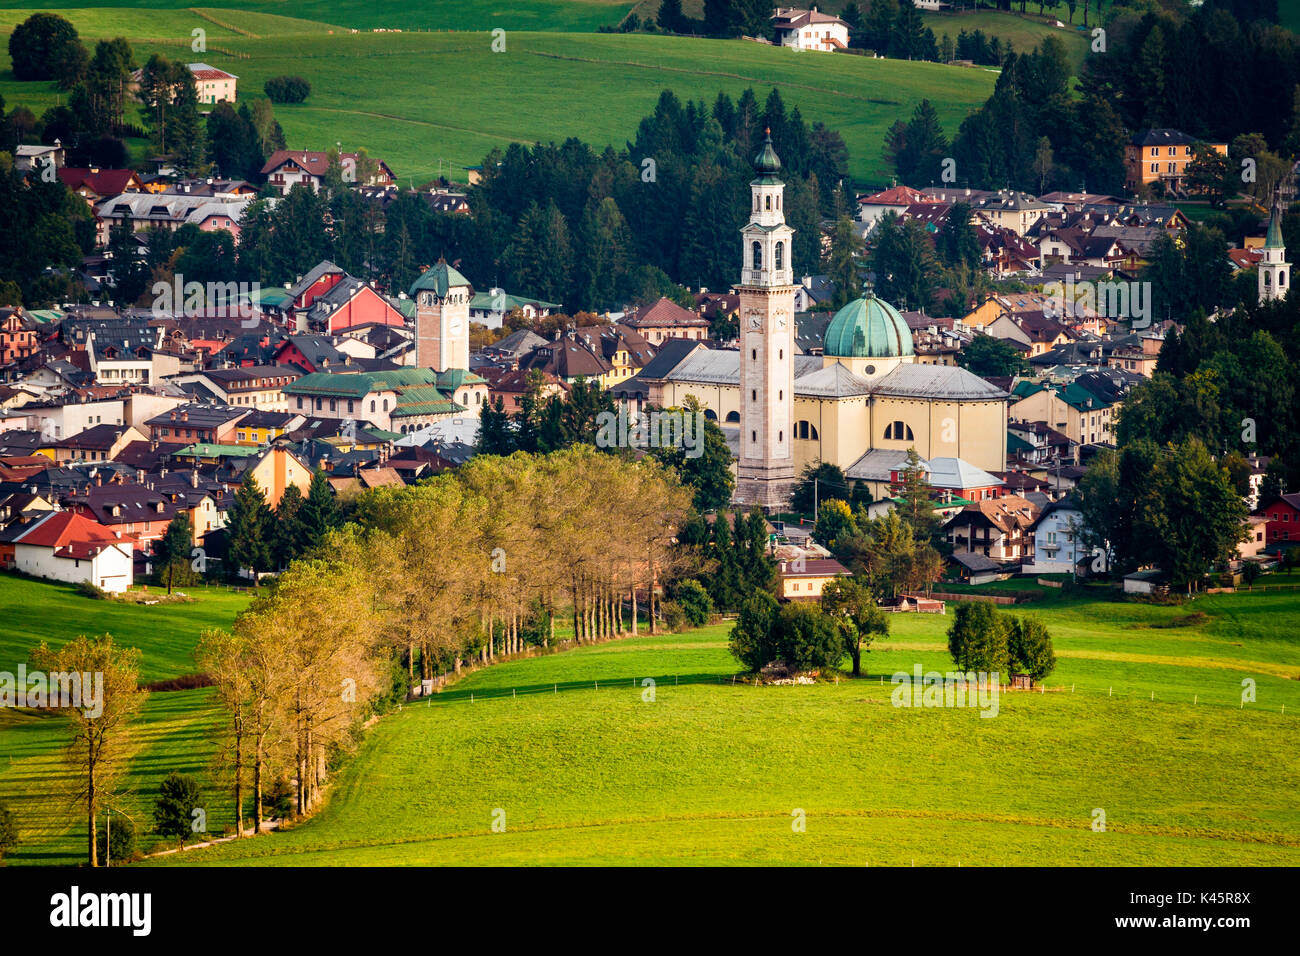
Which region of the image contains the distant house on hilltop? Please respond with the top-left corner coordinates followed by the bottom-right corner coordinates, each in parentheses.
top-left (189, 63), bottom-right (238, 104)
top-left (771, 7), bottom-right (850, 52)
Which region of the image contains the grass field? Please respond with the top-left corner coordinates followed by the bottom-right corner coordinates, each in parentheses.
top-left (0, 10), bottom-right (998, 185)
top-left (0, 2), bottom-right (634, 33)
top-left (121, 587), bottom-right (1300, 868)
top-left (0, 574), bottom-right (250, 865)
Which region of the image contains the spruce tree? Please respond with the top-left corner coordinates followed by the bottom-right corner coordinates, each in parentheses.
top-left (226, 473), bottom-right (273, 583)
top-left (299, 468), bottom-right (340, 552)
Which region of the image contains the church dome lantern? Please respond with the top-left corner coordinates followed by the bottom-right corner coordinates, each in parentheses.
top-left (823, 294), bottom-right (915, 359)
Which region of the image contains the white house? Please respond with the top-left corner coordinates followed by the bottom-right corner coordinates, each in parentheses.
top-left (189, 63), bottom-right (238, 105)
top-left (468, 288), bottom-right (561, 330)
top-left (1024, 494), bottom-right (1106, 576)
top-left (772, 8), bottom-right (850, 52)
top-left (3, 510), bottom-right (134, 592)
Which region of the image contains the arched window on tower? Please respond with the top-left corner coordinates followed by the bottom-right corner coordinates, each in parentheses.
top-left (1282, 272), bottom-right (1288, 287)
top-left (752, 241), bottom-right (762, 271)
top-left (775, 241), bottom-right (785, 271)
top-left (725, 411), bottom-right (740, 423)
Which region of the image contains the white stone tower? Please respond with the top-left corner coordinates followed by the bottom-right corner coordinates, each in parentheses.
top-left (734, 130), bottom-right (797, 511)
top-left (1259, 192), bottom-right (1290, 305)
top-left (410, 260), bottom-right (471, 371)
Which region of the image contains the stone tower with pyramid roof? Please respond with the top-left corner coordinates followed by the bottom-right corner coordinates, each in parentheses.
top-left (410, 260), bottom-right (471, 371)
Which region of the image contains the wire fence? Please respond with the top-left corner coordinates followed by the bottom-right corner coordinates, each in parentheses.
top-left (409, 667), bottom-right (1295, 717)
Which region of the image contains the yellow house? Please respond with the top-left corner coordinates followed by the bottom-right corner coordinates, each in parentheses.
top-left (232, 411), bottom-right (304, 446)
top-left (245, 445), bottom-right (312, 509)
top-left (1009, 381), bottom-right (1114, 447)
top-left (778, 557), bottom-right (850, 600)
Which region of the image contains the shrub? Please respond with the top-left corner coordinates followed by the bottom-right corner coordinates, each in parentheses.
top-left (1242, 562), bottom-right (1262, 584)
top-left (659, 600), bottom-right (687, 632)
top-left (674, 579), bottom-right (714, 627)
top-left (75, 580), bottom-right (108, 600)
top-left (773, 602), bottom-right (842, 672)
top-left (96, 813), bottom-right (136, 865)
top-left (153, 772), bottom-right (203, 843)
top-left (947, 601), bottom-right (1009, 674)
top-left (0, 801), bottom-right (18, 862)
top-left (264, 75), bottom-right (311, 104)
top-left (1006, 615), bottom-right (1056, 683)
top-left (262, 776), bottom-right (294, 819)
top-left (729, 590), bottom-right (781, 671)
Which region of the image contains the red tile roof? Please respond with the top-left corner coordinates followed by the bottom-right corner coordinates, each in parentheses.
top-left (11, 510), bottom-right (133, 558)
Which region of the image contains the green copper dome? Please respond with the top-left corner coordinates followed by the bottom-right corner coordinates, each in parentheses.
top-left (753, 129), bottom-right (781, 176)
top-left (823, 295), bottom-right (915, 359)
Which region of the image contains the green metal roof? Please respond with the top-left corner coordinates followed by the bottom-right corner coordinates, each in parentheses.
top-left (1266, 202), bottom-right (1285, 249)
top-left (251, 287), bottom-right (294, 307)
top-left (409, 260), bottom-right (471, 298)
top-left (174, 443), bottom-right (260, 458)
top-left (285, 367), bottom-right (440, 398)
top-left (25, 309), bottom-right (63, 324)
top-left (391, 386), bottom-right (463, 417)
top-left (823, 295), bottom-right (914, 359)
top-left (753, 129), bottom-right (781, 176)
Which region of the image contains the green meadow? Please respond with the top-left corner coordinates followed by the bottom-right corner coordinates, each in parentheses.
top-left (0, 9), bottom-right (997, 184)
top-left (2, 570), bottom-right (1297, 866)
top-left (122, 587), bottom-right (1298, 868)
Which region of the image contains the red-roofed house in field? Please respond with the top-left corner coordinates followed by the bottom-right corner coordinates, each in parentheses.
top-left (188, 63), bottom-right (237, 104)
top-left (0, 510), bottom-right (134, 592)
top-left (261, 150), bottom-right (396, 195)
top-left (771, 8), bottom-right (850, 51)
top-left (58, 167), bottom-right (144, 205)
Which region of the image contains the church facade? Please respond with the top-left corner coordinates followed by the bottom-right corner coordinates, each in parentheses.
top-left (646, 138), bottom-right (1009, 508)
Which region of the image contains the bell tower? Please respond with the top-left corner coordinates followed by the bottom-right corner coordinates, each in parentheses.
top-left (734, 130), bottom-right (797, 510)
top-left (1259, 191), bottom-right (1290, 305)
top-left (410, 259), bottom-right (470, 371)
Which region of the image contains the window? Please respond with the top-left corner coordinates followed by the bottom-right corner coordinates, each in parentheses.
top-left (725, 411), bottom-right (740, 423)
top-left (885, 420), bottom-right (915, 441)
top-left (765, 195), bottom-right (771, 211)
top-left (752, 241), bottom-right (762, 270)
top-left (370, 399), bottom-right (376, 412)
top-left (775, 241), bottom-right (784, 271)
top-left (751, 430), bottom-right (757, 443)
top-left (752, 389), bottom-right (757, 401)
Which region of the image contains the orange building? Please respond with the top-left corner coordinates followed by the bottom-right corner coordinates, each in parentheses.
top-left (1124, 129), bottom-right (1227, 195)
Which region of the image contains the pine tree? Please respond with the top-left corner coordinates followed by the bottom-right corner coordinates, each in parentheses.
top-left (227, 473), bottom-right (273, 583)
top-left (273, 483), bottom-right (307, 569)
top-left (299, 468), bottom-right (340, 552)
top-left (152, 512), bottom-right (193, 595)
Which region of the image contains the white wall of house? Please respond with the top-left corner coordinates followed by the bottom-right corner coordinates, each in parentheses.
top-left (1024, 507), bottom-right (1093, 574)
top-left (28, 400), bottom-right (125, 439)
top-left (14, 542), bottom-right (133, 592)
top-left (778, 23), bottom-right (848, 52)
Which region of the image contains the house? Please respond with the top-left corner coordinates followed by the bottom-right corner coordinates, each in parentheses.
top-left (771, 7), bottom-right (850, 51)
top-left (467, 289), bottom-right (561, 329)
top-left (283, 367), bottom-right (488, 433)
top-left (944, 495), bottom-right (1040, 562)
top-left (1257, 493), bottom-right (1300, 546)
top-left (170, 366), bottom-right (303, 412)
top-left (856, 184), bottom-right (935, 231)
top-left (145, 403), bottom-right (249, 445)
top-left (46, 424), bottom-right (146, 464)
top-left (481, 367), bottom-right (568, 412)
top-left (0, 309), bottom-right (40, 365)
top-left (621, 297), bottom-right (711, 345)
top-left (0, 510), bottom-right (134, 592)
top-left (479, 329), bottom-right (548, 368)
top-left (230, 410), bottom-right (303, 445)
top-left (243, 445), bottom-right (312, 508)
top-left (1122, 569), bottom-right (1166, 595)
top-left (1009, 380), bottom-right (1113, 447)
top-left (777, 556), bottom-right (850, 600)
top-left (188, 63), bottom-right (237, 104)
top-left (1124, 129), bottom-right (1228, 195)
top-left (949, 550), bottom-right (1002, 585)
top-left (299, 276), bottom-right (408, 334)
top-left (57, 167), bottom-right (144, 205)
top-left (261, 150), bottom-right (396, 195)
top-left (1023, 493), bottom-right (1104, 575)
top-left (14, 142), bottom-right (65, 173)
top-left (984, 313), bottom-right (1075, 357)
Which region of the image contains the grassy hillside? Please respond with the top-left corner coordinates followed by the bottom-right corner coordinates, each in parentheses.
top-left (0, 26), bottom-right (996, 185)
top-left (0, 2), bottom-right (634, 33)
top-left (137, 590), bottom-right (1300, 867)
top-left (0, 575), bottom-right (251, 683)
top-left (0, 574), bottom-right (251, 864)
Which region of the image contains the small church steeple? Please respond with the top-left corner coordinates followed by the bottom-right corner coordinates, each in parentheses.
top-left (1259, 190), bottom-right (1290, 305)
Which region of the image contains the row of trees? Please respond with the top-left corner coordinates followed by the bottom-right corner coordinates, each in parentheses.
top-left (195, 447), bottom-right (693, 839)
top-left (947, 602), bottom-right (1057, 683)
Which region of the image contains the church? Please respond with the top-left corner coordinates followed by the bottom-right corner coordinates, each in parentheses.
top-left (644, 133), bottom-right (1010, 508)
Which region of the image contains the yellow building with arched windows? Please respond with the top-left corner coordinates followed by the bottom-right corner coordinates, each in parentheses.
top-left (646, 293), bottom-right (1009, 500)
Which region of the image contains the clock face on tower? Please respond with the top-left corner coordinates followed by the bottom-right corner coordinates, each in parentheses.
top-left (449, 317), bottom-right (462, 334)
top-left (746, 310), bottom-right (763, 331)
top-left (775, 313), bottom-right (788, 330)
